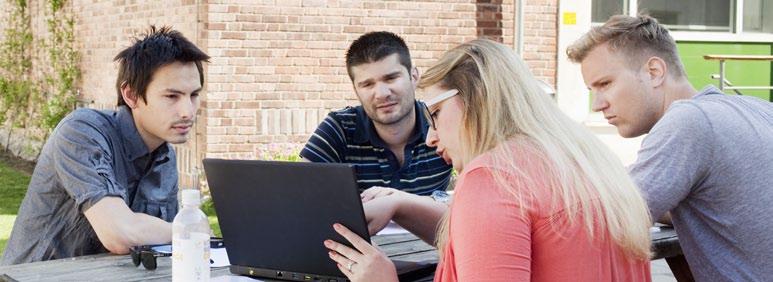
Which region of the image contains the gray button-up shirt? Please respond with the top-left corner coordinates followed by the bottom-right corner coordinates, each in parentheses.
top-left (1, 106), bottom-right (178, 265)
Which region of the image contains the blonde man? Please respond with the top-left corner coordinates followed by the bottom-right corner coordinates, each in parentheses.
top-left (322, 39), bottom-right (652, 281)
top-left (568, 15), bottom-right (773, 281)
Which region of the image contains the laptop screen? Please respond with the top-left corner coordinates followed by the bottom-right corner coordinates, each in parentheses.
top-left (203, 159), bottom-right (371, 278)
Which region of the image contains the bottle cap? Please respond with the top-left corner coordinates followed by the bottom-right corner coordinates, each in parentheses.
top-left (181, 189), bottom-right (201, 206)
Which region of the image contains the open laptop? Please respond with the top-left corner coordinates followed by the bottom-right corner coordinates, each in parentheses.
top-left (203, 159), bottom-right (437, 281)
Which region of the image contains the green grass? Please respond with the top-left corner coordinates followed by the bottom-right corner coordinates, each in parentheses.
top-left (0, 159), bottom-right (32, 258)
top-left (202, 198), bottom-right (221, 237)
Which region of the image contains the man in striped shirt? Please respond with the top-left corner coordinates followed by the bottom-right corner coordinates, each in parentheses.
top-left (300, 31), bottom-right (452, 198)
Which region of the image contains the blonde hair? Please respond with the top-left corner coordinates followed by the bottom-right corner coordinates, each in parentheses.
top-left (420, 39), bottom-right (652, 259)
top-left (567, 14), bottom-right (686, 78)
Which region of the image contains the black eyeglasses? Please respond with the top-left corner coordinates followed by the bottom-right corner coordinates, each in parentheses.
top-left (130, 245), bottom-right (171, 270)
top-left (421, 89), bottom-right (459, 130)
top-left (421, 103), bottom-right (438, 130)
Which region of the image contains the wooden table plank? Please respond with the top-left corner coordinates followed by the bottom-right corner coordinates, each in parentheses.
top-left (380, 241), bottom-right (436, 259)
top-left (0, 254), bottom-right (194, 281)
top-left (390, 251), bottom-right (441, 263)
top-left (0, 235), bottom-right (435, 282)
top-left (0, 229), bottom-right (682, 281)
top-left (372, 233), bottom-right (425, 245)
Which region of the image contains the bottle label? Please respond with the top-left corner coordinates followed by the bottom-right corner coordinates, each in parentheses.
top-left (173, 232), bottom-right (210, 282)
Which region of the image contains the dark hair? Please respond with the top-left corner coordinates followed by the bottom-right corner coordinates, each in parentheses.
top-left (345, 31), bottom-right (412, 81)
top-left (114, 26), bottom-right (210, 107)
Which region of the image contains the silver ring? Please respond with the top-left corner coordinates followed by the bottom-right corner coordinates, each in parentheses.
top-left (347, 261), bottom-right (354, 271)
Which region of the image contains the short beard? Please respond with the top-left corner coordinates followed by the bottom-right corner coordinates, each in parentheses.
top-left (368, 105), bottom-right (413, 126)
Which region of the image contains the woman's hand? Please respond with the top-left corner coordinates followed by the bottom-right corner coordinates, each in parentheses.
top-left (324, 223), bottom-right (398, 282)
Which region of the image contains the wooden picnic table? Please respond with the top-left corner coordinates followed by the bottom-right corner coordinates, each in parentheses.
top-left (0, 228), bottom-right (683, 281)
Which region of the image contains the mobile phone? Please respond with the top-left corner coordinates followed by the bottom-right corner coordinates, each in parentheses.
top-left (137, 237), bottom-right (223, 254)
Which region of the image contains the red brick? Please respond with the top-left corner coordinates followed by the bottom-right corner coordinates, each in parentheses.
top-left (263, 15), bottom-right (287, 23)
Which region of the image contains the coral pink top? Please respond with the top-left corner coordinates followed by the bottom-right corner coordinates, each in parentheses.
top-left (434, 142), bottom-right (651, 282)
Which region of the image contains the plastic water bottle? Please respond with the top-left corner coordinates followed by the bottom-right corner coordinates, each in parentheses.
top-left (172, 189), bottom-right (211, 282)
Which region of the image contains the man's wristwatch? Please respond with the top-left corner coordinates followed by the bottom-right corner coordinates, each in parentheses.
top-left (430, 190), bottom-right (452, 204)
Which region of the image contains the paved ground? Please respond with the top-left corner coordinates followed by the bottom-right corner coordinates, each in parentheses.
top-left (652, 259), bottom-right (676, 282)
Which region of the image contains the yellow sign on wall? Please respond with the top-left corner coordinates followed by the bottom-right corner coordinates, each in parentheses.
top-left (563, 12), bottom-right (577, 25)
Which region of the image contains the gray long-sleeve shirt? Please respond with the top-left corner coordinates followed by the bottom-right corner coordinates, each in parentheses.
top-left (2, 106), bottom-right (178, 265)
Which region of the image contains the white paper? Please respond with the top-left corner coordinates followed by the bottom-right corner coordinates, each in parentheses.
top-left (376, 221), bottom-right (411, 235)
top-left (210, 247), bottom-right (231, 268)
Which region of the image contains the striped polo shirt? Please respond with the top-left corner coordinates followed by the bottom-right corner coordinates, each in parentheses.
top-left (300, 101), bottom-right (452, 195)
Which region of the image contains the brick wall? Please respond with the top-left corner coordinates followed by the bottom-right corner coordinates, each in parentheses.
top-left (518, 0), bottom-right (557, 86)
top-left (204, 0), bottom-right (483, 159)
top-left (1, 0), bottom-right (559, 178)
top-left (477, 0), bottom-right (505, 42)
top-left (476, 0), bottom-right (557, 86)
top-left (203, 0), bottom-right (560, 161)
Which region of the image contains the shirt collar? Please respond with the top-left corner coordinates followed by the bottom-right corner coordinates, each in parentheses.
top-left (116, 106), bottom-right (153, 161)
top-left (352, 101), bottom-right (429, 146)
top-left (695, 85), bottom-right (722, 98)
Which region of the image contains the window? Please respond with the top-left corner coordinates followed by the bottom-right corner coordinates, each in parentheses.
top-left (591, 0), bottom-right (772, 35)
top-left (743, 0), bottom-right (773, 33)
top-left (639, 0), bottom-right (731, 32)
top-left (592, 0), bottom-right (626, 23)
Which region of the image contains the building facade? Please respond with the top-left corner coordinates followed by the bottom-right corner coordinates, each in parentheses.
top-left (2, 0), bottom-right (559, 182)
top-left (3, 0), bottom-right (770, 181)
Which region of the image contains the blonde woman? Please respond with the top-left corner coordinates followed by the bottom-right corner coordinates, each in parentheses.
top-left (324, 39), bottom-right (652, 281)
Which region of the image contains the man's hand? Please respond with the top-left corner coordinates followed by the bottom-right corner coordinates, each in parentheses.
top-left (361, 186), bottom-right (399, 203)
top-left (362, 193), bottom-right (406, 235)
top-left (361, 187), bottom-right (414, 235)
top-left (360, 187), bottom-right (449, 244)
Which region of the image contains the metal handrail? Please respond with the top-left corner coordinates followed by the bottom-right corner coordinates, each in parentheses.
top-left (709, 75), bottom-right (743, 95)
top-left (703, 55), bottom-right (773, 94)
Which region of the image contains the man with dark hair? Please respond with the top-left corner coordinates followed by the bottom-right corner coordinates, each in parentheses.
top-left (300, 32), bottom-right (452, 235)
top-left (2, 26), bottom-right (209, 265)
top-left (568, 15), bottom-right (773, 281)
